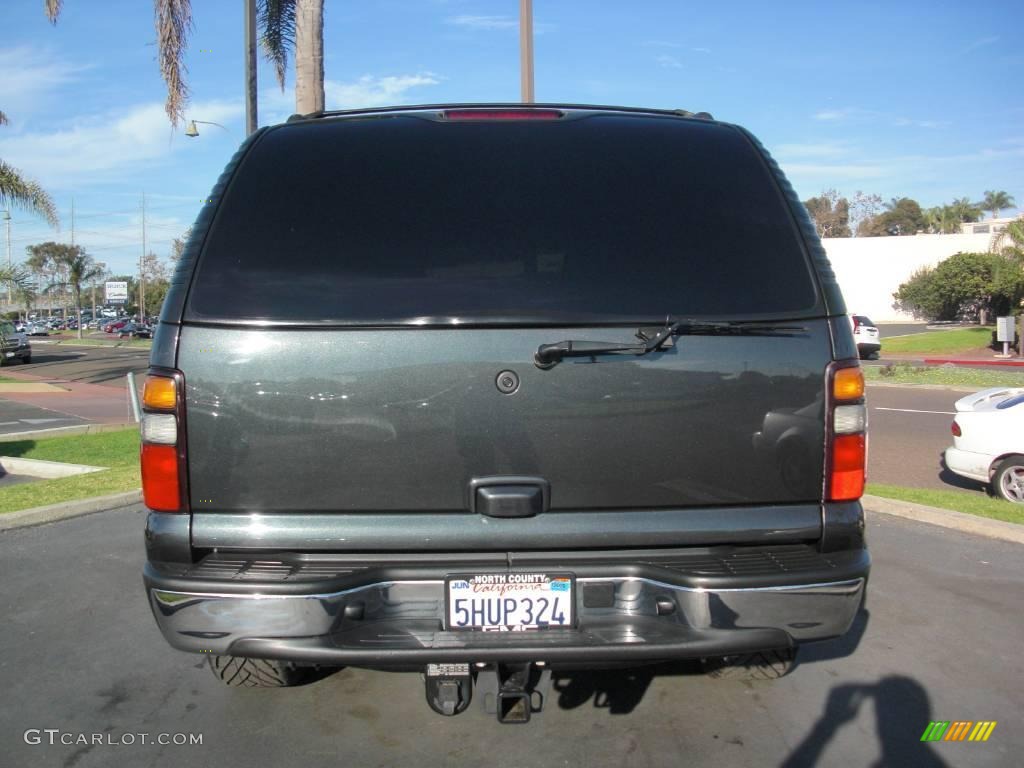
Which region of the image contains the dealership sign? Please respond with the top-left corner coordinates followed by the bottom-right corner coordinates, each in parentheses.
top-left (105, 281), bottom-right (128, 304)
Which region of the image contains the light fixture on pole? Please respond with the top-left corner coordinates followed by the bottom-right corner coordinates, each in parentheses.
top-left (184, 119), bottom-right (229, 138)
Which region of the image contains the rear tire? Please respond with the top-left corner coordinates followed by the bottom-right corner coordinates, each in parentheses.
top-left (992, 455), bottom-right (1024, 504)
top-left (701, 648), bottom-right (797, 680)
top-left (207, 655), bottom-right (314, 688)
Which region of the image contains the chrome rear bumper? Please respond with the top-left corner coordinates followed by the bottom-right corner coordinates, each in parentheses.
top-left (146, 573), bottom-right (866, 665)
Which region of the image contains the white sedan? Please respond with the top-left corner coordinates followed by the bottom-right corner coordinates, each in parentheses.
top-left (945, 387), bottom-right (1024, 503)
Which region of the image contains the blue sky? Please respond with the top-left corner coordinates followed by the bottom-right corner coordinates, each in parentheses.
top-left (2, 0), bottom-right (1022, 276)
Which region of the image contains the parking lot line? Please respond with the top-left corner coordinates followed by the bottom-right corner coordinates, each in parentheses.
top-left (874, 407), bottom-right (955, 415)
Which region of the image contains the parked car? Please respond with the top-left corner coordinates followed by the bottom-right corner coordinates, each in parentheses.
top-left (26, 323), bottom-right (49, 337)
top-left (850, 314), bottom-right (880, 359)
top-left (0, 320), bottom-right (31, 364)
top-left (140, 104), bottom-right (870, 718)
top-left (104, 319), bottom-right (129, 334)
top-left (945, 387), bottom-right (1024, 503)
top-left (118, 323), bottom-right (152, 339)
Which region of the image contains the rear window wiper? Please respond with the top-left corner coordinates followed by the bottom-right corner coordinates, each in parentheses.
top-left (534, 319), bottom-right (808, 369)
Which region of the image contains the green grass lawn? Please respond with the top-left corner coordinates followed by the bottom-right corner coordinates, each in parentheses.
top-left (882, 326), bottom-right (996, 354)
top-left (0, 375), bottom-right (23, 383)
top-left (864, 363), bottom-right (1024, 388)
top-left (0, 428), bottom-right (140, 514)
top-left (867, 483), bottom-right (1024, 526)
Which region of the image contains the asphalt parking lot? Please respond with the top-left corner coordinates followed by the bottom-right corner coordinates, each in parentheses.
top-left (866, 384), bottom-right (973, 492)
top-left (14, 342), bottom-right (150, 386)
top-left (0, 505), bottom-right (1019, 768)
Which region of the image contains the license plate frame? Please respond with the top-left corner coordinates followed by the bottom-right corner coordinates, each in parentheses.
top-left (445, 572), bottom-right (575, 631)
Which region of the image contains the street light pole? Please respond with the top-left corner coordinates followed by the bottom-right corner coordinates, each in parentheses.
top-left (3, 210), bottom-right (10, 306)
top-left (245, 0), bottom-right (258, 135)
top-left (519, 0), bottom-right (535, 103)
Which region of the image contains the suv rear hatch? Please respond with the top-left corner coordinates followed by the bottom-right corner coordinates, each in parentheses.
top-left (165, 109), bottom-right (843, 541)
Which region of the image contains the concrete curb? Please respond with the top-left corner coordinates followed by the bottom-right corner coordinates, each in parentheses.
top-left (863, 494), bottom-right (1024, 545)
top-left (0, 423), bottom-right (135, 442)
top-left (0, 489), bottom-right (142, 531)
top-left (865, 382), bottom-right (981, 393)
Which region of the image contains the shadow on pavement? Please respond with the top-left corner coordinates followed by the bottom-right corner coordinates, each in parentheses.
top-left (780, 675), bottom-right (949, 768)
top-left (550, 608), bottom-right (871, 716)
top-left (938, 454), bottom-right (990, 493)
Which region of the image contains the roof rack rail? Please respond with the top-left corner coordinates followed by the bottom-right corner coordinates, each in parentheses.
top-left (282, 103), bottom-right (716, 124)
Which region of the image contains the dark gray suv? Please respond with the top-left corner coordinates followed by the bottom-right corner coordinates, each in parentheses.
top-left (141, 104), bottom-right (869, 722)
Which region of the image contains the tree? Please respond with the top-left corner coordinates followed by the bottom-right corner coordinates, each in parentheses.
top-left (26, 243), bottom-right (102, 338)
top-left (948, 197), bottom-right (982, 225)
top-left (0, 111), bottom-right (58, 227)
top-left (981, 190), bottom-right (1016, 221)
top-left (14, 284), bottom-right (37, 323)
top-left (46, 1), bottom-right (326, 124)
top-left (894, 252), bottom-right (1024, 321)
top-left (170, 226), bottom-right (193, 263)
top-left (994, 220), bottom-right (1024, 259)
top-left (858, 197), bottom-right (926, 236)
top-left (25, 241), bottom-right (73, 317)
top-left (62, 250), bottom-right (104, 339)
top-left (803, 190), bottom-right (851, 238)
top-left (849, 191), bottom-right (883, 237)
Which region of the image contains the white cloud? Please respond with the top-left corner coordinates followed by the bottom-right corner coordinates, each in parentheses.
top-left (258, 72), bottom-right (442, 125)
top-left (775, 142), bottom-right (851, 159)
top-left (0, 98), bottom-right (243, 189)
top-left (692, 47), bottom-right (712, 54)
top-left (960, 35), bottom-right (999, 54)
top-left (812, 107), bottom-right (866, 122)
top-left (0, 46), bottom-right (83, 116)
top-left (326, 74), bottom-right (441, 109)
top-left (780, 162), bottom-right (887, 180)
top-left (656, 54), bottom-right (682, 69)
top-left (447, 14), bottom-right (518, 30)
top-left (893, 117), bottom-right (947, 129)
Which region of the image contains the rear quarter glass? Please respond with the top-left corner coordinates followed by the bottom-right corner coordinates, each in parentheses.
top-left (185, 114), bottom-right (822, 324)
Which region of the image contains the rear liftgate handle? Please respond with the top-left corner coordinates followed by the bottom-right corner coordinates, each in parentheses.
top-left (468, 476), bottom-right (551, 518)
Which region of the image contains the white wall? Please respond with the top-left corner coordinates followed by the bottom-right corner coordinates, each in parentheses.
top-left (822, 233), bottom-right (994, 322)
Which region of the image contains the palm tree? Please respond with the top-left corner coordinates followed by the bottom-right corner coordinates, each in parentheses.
top-left (994, 220), bottom-right (1024, 260)
top-left (56, 248), bottom-right (103, 339)
top-left (949, 197), bottom-right (982, 225)
top-left (981, 190), bottom-right (1016, 221)
top-left (14, 284), bottom-right (37, 324)
top-left (47, 0), bottom-right (326, 124)
top-left (0, 111), bottom-right (59, 227)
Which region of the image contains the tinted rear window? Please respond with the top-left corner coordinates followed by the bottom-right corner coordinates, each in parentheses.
top-left (187, 114), bottom-right (818, 324)
top-left (853, 316), bottom-right (875, 326)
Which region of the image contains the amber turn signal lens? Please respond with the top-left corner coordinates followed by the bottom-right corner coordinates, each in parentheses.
top-left (143, 375), bottom-right (177, 410)
top-left (833, 367), bottom-right (865, 401)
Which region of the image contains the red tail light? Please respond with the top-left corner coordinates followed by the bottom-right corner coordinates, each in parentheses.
top-left (141, 443), bottom-right (180, 511)
top-left (951, 420), bottom-right (961, 437)
top-left (140, 370), bottom-right (188, 513)
top-left (826, 361), bottom-right (867, 502)
top-left (442, 108), bottom-right (563, 121)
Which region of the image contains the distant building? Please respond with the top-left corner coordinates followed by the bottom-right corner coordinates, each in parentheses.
top-left (960, 214), bottom-right (1022, 236)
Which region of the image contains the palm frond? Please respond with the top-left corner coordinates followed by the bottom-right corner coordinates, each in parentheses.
top-left (0, 160), bottom-right (59, 228)
top-left (0, 111), bottom-right (8, 126)
top-left (44, 0), bottom-right (63, 24)
top-left (0, 266), bottom-right (34, 292)
top-left (155, 0), bottom-right (194, 125)
top-left (258, 0), bottom-right (296, 90)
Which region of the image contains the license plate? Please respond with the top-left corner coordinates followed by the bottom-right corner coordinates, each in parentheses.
top-left (446, 573), bottom-right (574, 631)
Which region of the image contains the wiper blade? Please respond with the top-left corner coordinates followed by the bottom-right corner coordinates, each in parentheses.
top-left (534, 319), bottom-right (808, 369)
